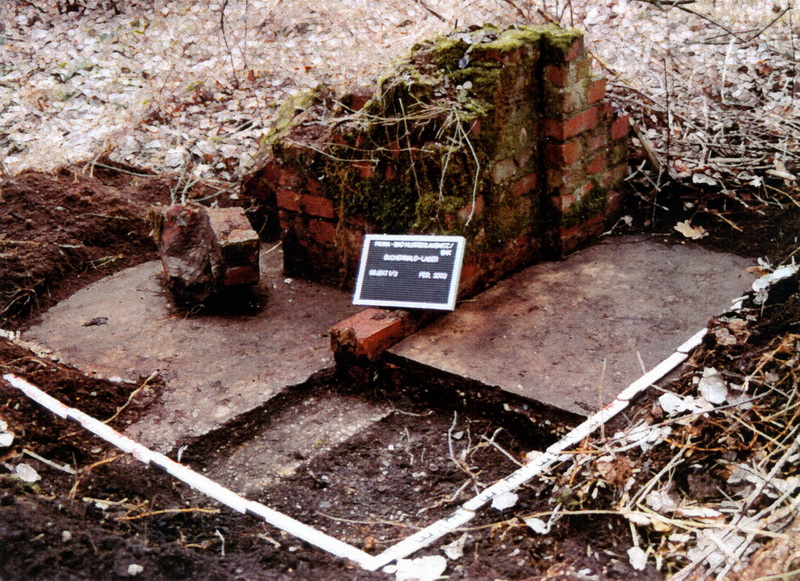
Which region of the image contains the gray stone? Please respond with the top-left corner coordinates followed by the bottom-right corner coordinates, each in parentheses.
top-left (149, 204), bottom-right (260, 305)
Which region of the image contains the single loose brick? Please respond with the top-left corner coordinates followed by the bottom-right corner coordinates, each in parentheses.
top-left (330, 308), bottom-right (409, 360)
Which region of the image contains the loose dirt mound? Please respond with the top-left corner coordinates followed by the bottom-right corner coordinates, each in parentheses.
top-left (0, 161), bottom-right (168, 328)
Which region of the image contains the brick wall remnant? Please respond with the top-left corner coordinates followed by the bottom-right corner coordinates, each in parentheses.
top-left (243, 24), bottom-right (629, 296)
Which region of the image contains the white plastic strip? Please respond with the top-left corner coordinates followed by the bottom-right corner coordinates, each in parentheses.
top-left (2, 373), bottom-right (376, 570)
top-left (368, 328), bottom-right (707, 567)
top-left (2, 327), bottom-right (707, 572)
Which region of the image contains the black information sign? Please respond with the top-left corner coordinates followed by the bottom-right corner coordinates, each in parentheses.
top-left (353, 234), bottom-right (466, 311)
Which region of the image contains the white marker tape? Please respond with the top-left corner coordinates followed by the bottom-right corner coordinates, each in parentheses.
top-left (2, 327), bottom-right (706, 571)
top-left (369, 328), bottom-right (707, 566)
top-left (2, 373), bottom-right (375, 570)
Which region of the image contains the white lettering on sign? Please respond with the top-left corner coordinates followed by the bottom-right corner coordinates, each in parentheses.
top-left (354, 234), bottom-right (466, 311)
top-left (368, 269), bottom-right (399, 277)
top-left (383, 254), bottom-right (440, 263)
top-left (391, 241), bottom-right (455, 250)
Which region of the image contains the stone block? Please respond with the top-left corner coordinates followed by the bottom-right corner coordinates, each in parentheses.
top-left (149, 204), bottom-right (260, 306)
top-left (207, 207), bottom-right (260, 273)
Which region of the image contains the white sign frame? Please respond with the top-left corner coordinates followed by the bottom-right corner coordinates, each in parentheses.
top-left (353, 234), bottom-right (466, 311)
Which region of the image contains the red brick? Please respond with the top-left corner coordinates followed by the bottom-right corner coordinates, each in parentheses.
top-left (330, 308), bottom-right (409, 360)
top-left (276, 189), bottom-right (301, 212)
top-left (587, 131), bottom-right (607, 152)
top-left (385, 164), bottom-right (397, 182)
top-left (275, 166), bottom-right (302, 189)
top-left (545, 140), bottom-right (584, 166)
top-left (305, 178), bottom-right (322, 195)
top-left (223, 265), bottom-right (259, 286)
top-left (458, 196), bottom-right (484, 223)
top-left (309, 219), bottom-right (337, 245)
top-left (353, 160), bottom-right (374, 179)
top-left (544, 106), bottom-right (599, 141)
top-left (598, 163), bottom-right (629, 189)
top-left (565, 37), bottom-right (585, 62)
top-left (300, 194), bottom-right (336, 219)
top-left (611, 115), bottom-right (630, 140)
top-left (545, 65), bottom-right (570, 88)
top-left (586, 151), bottom-right (607, 175)
top-left (588, 78), bottom-right (607, 104)
top-left (513, 173), bottom-right (538, 198)
top-left (459, 259), bottom-right (479, 285)
top-left (560, 212), bottom-right (605, 253)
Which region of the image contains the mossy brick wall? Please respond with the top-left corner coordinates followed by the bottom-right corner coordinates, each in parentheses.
top-left (243, 25), bottom-right (629, 295)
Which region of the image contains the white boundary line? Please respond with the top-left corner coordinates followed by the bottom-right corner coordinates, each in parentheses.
top-left (2, 373), bottom-right (378, 570)
top-left (2, 327), bottom-right (705, 572)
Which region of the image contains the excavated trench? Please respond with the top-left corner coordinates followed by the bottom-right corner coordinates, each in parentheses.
top-left (178, 363), bottom-right (576, 548)
top-left (11, 231), bottom-right (755, 568)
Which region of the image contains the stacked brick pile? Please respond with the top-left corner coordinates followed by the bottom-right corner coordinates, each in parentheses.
top-left (243, 25), bottom-right (629, 297)
top-left (541, 36), bottom-right (629, 254)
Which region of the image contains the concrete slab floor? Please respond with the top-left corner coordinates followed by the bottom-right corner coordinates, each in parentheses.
top-left (24, 246), bottom-right (362, 452)
top-left (390, 236), bottom-right (755, 416)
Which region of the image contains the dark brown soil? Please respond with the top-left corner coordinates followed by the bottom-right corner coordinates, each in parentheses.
top-left (1, 162), bottom-right (798, 579)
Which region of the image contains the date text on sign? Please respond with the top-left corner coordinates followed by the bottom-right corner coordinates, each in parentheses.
top-left (353, 234), bottom-right (466, 310)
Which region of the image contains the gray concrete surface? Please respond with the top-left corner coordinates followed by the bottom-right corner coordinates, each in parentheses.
top-left (25, 235), bottom-right (756, 451)
top-left (390, 237), bottom-right (755, 416)
top-left (25, 246), bottom-right (362, 451)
